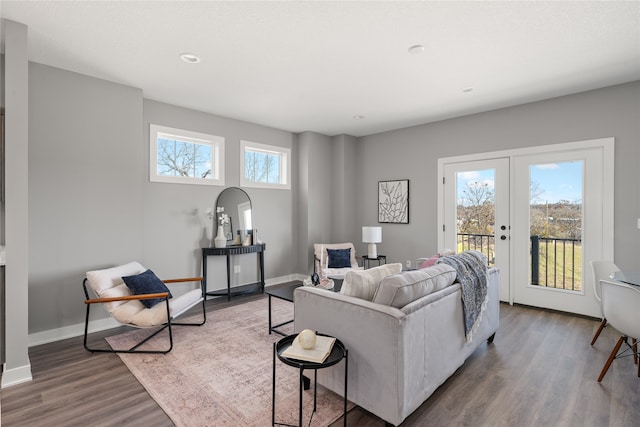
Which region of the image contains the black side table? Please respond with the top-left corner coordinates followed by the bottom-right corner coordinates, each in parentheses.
top-left (362, 255), bottom-right (386, 269)
top-left (272, 334), bottom-right (348, 427)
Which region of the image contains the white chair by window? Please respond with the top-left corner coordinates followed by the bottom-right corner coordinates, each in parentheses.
top-left (590, 260), bottom-right (621, 345)
top-left (313, 243), bottom-right (363, 281)
top-left (83, 261), bottom-right (206, 354)
top-left (597, 279), bottom-right (640, 381)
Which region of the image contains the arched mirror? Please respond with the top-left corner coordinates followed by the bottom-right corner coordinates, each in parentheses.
top-left (215, 187), bottom-right (252, 244)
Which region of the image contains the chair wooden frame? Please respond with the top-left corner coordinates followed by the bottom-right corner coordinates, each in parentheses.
top-left (83, 276), bottom-right (206, 354)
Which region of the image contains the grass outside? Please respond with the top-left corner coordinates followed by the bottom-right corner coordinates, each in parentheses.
top-left (533, 242), bottom-right (583, 292)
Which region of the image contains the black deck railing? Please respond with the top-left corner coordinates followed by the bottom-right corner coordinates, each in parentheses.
top-left (456, 233), bottom-right (582, 291)
top-left (457, 233), bottom-right (495, 266)
top-left (530, 235), bottom-right (582, 291)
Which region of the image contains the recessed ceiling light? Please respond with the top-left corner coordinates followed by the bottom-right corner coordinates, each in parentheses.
top-left (408, 45), bottom-right (424, 55)
top-left (353, 115), bottom-right (365, 120)
top-left (462, 87), bottom-right (474, 93)
top-left (180, 53), bottom-right (200, 64)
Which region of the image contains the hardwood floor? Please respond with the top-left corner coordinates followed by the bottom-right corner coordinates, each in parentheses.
top-left (2, 293), bottom-right (639, 426)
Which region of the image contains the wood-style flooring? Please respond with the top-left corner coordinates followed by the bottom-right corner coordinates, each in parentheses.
top-left (2, 290), bottom-right (640, 426)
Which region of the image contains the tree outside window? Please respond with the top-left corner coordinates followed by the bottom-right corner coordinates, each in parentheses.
top-left (240, 140), bottom-right (290, 189)
top-left (150, 124), bottom-right (225, 186)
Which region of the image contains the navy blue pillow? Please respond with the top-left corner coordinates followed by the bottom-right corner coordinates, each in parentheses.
top-left (122, 269), bottom-right (172, 309)
top-left (327, 248), bottom-right (352, 269)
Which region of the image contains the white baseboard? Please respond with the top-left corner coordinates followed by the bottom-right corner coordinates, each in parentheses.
top-left (28, 274), bottom-right (306, 347)
top-left (1, 362), bottom-right (33, 388)
top-left (28, 316), bottom-right (121, 347)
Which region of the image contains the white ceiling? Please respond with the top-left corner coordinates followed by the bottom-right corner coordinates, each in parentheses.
top-left (1, 1), bottom-right (639, 137)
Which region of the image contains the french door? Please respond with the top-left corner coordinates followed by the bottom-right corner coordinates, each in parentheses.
top-left (439, 139), bottom-right (614, 316)
top-left (442, 158), bottom-right (510, 301)
top-left (512, 147), bottom-right (610, 317)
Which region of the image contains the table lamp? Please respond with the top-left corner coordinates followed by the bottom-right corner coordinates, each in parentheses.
top-left (362, 226), bottom-right (382, 258)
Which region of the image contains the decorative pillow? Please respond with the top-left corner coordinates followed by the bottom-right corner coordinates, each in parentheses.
top-left (373, 264), bottom-right (457, 308)
top-left (122, 269), bottom-right (172, 309)
top-left (340, 263), bottom-right (403, 301)
top-left (327, 248), bottom-right (352, 268)
top-left (419, 255), bottom-right (439, 269)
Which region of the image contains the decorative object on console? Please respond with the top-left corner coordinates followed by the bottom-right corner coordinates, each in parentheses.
top-left (242, 233), bottom-right (252, 246)
top-left (214, 206), bottom-right (229, 248)
top-left (378, 179), bottom-right (409, 224)
top-left (362, 226), bottom-right (382, 258)
top-left (214, 225), bottom-right (227, 248)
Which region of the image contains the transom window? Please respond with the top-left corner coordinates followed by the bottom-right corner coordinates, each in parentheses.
top-left (240, 140), bottom-right (290, 189)
top-left (150, 124), bottom-right (225, 186)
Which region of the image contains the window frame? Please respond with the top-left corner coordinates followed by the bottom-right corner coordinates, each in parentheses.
top-left (240, 140), bottom-right (291, 190)
top-left (149, 124), bottom-right (225, 186)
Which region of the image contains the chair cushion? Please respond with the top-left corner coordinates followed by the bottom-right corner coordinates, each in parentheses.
top-left (341, 263), bottom-right (403, 301)
top-left (122, 269), bottom-right (173, 308)
top-left (327, 248), bottom-right (352, 268)
top-left (373, 264), bottom-right (457, 308)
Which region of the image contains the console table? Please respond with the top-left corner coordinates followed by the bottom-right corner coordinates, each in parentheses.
top-left (202, 243), bottom-right (266, 301)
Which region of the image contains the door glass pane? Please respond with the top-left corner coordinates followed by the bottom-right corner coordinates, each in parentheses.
top-left (529, 161), bottom-right (583, 291)
top-left (456, 169), bottom-right (496, 266)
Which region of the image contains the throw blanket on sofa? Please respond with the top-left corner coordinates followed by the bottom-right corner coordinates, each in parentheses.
top-left (436, 251), bottom-right (488, 342)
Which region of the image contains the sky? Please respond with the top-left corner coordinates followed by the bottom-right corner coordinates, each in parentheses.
top-left (457, 160), bottom-right (583, 204)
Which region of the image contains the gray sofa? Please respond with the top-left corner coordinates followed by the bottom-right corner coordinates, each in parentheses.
top-left (294, 264), bottom-right (500, 426)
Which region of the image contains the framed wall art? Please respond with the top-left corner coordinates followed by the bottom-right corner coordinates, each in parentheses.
top-left (378, 179), bottom-right (409, 224)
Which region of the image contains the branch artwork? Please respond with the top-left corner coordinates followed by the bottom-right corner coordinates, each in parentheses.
top-left (378, 180), bottom-right (409, 224)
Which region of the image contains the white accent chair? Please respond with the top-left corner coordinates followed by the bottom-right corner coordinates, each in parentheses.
top-left (589, 260), bottom-right (621, 345)
top-left (597, 279), bottom-right (640, 381)
top-left (313, 243), bottom-right (363, 281)
top-left (83, 261), bottom-right (206, 354)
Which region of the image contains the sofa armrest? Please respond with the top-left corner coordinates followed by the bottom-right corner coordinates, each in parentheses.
top-left (294, 287), bottom-right (409, 424)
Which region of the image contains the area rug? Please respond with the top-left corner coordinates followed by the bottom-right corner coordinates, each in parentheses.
top-left (106, 296), bottom-right (353, 426)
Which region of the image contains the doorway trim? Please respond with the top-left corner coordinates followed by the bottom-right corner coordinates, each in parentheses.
top-left (437, 137), bottom-right (614, 305)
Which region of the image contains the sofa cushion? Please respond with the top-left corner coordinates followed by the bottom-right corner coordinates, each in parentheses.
top-left (340, 263), bottom-right (403, 301)
top-left (373, 264), bottom-right (457, 308)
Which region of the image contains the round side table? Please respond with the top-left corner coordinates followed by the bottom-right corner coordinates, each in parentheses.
top-left (272, 333), bottom-right (348, 426)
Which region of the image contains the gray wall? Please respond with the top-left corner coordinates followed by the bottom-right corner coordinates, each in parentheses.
top-left (142, 100), bottom-right (297, 290)
top-left (26, 69), bottom-right (301, 335)
top-left (28, 63), bottom-right (144, 333)
top-left (296, 132), bottom-right (360, 273)
top-left (355, 81), bottom-right (640, 274)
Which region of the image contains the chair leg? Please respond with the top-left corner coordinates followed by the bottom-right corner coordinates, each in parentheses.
top-left (632, 338), bottom-right (638, 365)
top-left (598, 336), bottom-right (625, 382)
top-left (591, 318), bottom-right (607, 345)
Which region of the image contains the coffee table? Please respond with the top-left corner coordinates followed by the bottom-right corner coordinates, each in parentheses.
top-left (266, 283), bottom-right (302, 335)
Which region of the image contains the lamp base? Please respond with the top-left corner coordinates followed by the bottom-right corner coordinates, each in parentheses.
top-left (367, 243), bottom-right (378, 259)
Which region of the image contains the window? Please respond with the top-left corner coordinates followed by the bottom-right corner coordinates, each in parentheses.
top-left (240, 140), bottom-right (291, 189)
top-left (150, 124), bottom-right (225, 186)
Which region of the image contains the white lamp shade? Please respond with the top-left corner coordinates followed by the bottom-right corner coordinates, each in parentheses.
top-left (362, 226), bottom-right (382, 243)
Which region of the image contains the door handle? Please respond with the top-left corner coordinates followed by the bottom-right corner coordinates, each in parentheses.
top-left (500, 235), bottom-right (507, 240)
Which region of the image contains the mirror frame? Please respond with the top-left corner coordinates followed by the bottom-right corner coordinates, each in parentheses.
top-left (215, 187), bottom-right (252, 244)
